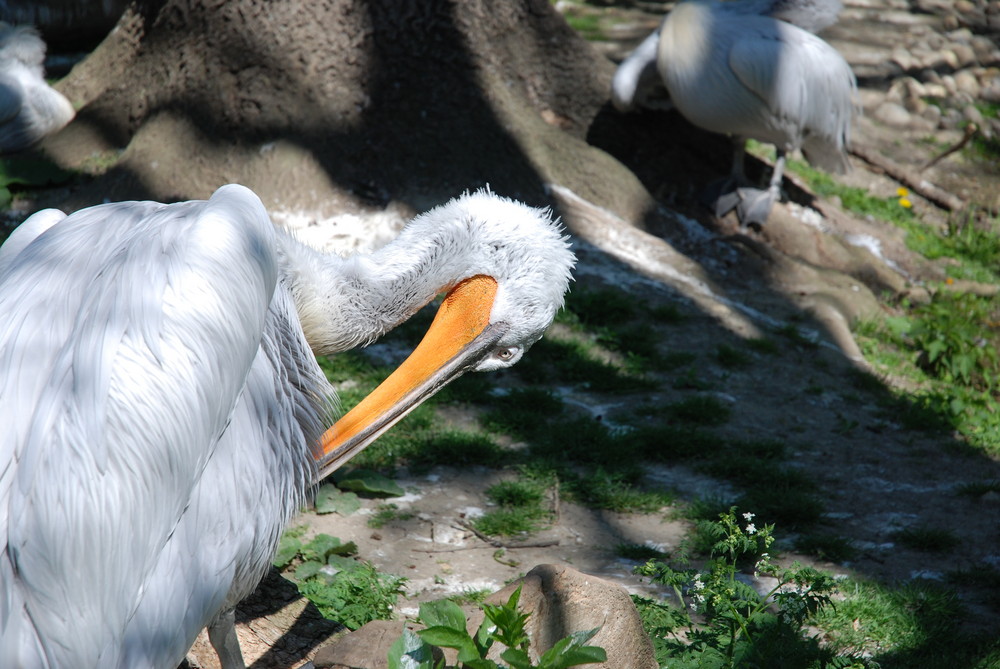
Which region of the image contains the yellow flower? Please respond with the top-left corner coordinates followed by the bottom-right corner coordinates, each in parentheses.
top-left (896, 187), bottom-right (909, 197)
top-left (899, 197), bottom-right (912, 208)
top-left (945, 277), bottom-right (954, 285)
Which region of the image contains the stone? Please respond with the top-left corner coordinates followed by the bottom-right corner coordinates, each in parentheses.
top-left (874, 102), bottom-right (913, 127)
top-left (469, 564), bottom-right (659, 669)
top-left (312, 564), bottom-right (657, 669)
top-left (955, 69), bottom-right (981, 97)
top-left (952, 43), bottom-right (978, 68)
top-left (921, 104), bottom-right (943, 127)
top-left (963, 104), bottom-right (986, 126)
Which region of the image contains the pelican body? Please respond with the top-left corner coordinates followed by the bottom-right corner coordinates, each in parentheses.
top-left (0, 23), bottom-right (74, 153)
top-left (0, 184), bottom-right (574, 668)
top-left (614, 0), bottom-right (855, 226)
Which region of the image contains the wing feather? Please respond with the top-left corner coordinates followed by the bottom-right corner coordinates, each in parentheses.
top-left (0, 184), bottom-right (280, 667)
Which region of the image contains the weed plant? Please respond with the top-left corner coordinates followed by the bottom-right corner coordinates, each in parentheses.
top-left (273, 531), bottom-right (406, 630)
top-left (632, 508), bottom-right (865, 668)
top-left (389, 586), bottom-right (607, 668)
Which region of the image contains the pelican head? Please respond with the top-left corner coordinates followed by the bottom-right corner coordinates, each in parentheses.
top-left (312, 189), bottom-right (574, 478)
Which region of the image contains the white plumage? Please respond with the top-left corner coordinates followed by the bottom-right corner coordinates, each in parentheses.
top-left (0, 184), bottom-right (574, 668)
top-left (612, 0), bottom-right (855, 226)
top-left (0, 23), bottom-right (74, 153)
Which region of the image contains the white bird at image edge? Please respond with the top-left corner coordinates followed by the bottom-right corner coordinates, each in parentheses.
top-left (0, 184), bottom-right (575, 669)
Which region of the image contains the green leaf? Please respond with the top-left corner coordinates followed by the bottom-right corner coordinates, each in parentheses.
top-left (327, 554), bottom-right (358, 571)
top-left (419, 599), bottom-right (467, 631)
top-left (536, 627), bottom-right (607, 668)
top-left (272, 534), bottom-right (302, 568)
top-left (294, 560), bottom-right (324, 581)
top-left (315, 484), bottom-right (362, 515)
top-left (417, 625), bottom-right (479, 662)
top-left (499, 647), bottom-right (534, 669)
top-left (388, 628), bottom-right (436, 669)
top-left (334, 469), bottom-right (406, 496)
top-left (463, 660), bottom-right (501, 669)
top-left (301, 533), bottom-right (357, 562)
top-left (0, 157), bottom-right (73, 188)
top-left (538, 644), bottom-right (607, 669)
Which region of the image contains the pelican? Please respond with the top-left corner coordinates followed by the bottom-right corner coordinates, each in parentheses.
top-left (0, 23), bottom-right (75, 154)
top-left (612, 0), bottom-right (855, 226)
top-left (0, 184), bottom-right (574, 668)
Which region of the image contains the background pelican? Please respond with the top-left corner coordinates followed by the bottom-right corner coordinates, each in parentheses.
top-left (0, 184), bottom-right (574, 668)
top-left (0, 23), bottom-right (74, 154)
top-left (613, 0), bottom-right (855, 226)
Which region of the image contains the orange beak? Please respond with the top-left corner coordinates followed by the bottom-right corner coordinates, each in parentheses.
top-left (316, 275), bottom-right (505, 480)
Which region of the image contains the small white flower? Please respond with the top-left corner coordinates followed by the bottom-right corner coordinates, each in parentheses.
top-left (692, 574), bottom-right (705, 590)
top-left (743, 512), bottom-right (755, 521)
top-left (746, 523), bottom-right (757, 534)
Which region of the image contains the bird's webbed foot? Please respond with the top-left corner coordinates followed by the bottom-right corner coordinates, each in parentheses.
top-left (700, 177), bottom-right (743, 217)
top-left (735, 186), bottom-right (778, 228)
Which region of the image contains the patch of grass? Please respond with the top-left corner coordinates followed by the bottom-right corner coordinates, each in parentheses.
top-left (616, 543), bottom-right (668, 561)
top-left (664, 395), bottom-right (731, 425)
top-left (794, 533), bottom-right (858, 562)
top-left (0, 156), bottom-right (75, 209)
top-left (567, 468), bottom-right (673, 512)
top-left (562, 286), bottom-right (637, 326)
top-left (776, 323), bottom-right (819, 349)
top-left (513, 335), bottom-right (658, 392)
top-left (889, 526), bottom-right (960, 553)
top-left (367, 503), bottom-right (415, 529)
top-left (404, 429), bottom-right (510, 471)
top-left (473, 478), bottom-right (552, 537)
top-left (786, 155), bottom-right (918, 226)
top-left (855, 310), bottom-right (1000, 455)
top-left (445, 588), bottom-right (492, 607)
top-left (654, 350), bottom-right (698, 371)
top-left (629, 424), bottom-right (725, 462)
top-left (714, 343), bottom-right (752, 369)
top-left (746, 337), bottom-right (780, 355)
top-left (815, 578), bottom-right (962, 660)
top-left (561, 10), bottom-right (606, 41)
top-left (945, 563), bottom-right (1000, 612)
top-left (953, 479), bottom-right (1000, 497)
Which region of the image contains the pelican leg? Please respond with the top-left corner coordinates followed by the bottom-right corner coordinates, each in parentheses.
top-left (735, 149), bottom-right (786, 227)
top-left (701, 138), bottom-right (748, 217)
top-left (207, 609), bottom-right (246, 669)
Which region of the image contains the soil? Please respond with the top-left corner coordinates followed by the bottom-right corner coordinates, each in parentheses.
top-left (13, 0), bottom-right (1000, 666)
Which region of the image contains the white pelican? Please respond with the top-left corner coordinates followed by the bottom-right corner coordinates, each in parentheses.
top-left (0, 23), bottom-right (74, 154)
top-left (0, 184), bottom-right (574, 668)
top-left (613, 0), bottom-right (855, 226)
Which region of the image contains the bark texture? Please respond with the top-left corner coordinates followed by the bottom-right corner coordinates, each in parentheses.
top-left (46, 0), bottom-right (655, 220)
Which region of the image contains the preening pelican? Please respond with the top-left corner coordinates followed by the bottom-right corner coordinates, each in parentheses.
top-left (0, 184), bottom-right (574, 669)
top-left (613, 0), bottom-right (855, 226)
top-left (0, 23), bottom-right (75, 153)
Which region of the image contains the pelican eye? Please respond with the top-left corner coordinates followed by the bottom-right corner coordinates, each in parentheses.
top-left (495, 347), bottom-right (517, 361)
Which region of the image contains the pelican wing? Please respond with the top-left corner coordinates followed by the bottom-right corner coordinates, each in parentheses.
top-left (0, 185), bottom-right (278, 667)
top-left (727, 21), bottom-right (853, 155)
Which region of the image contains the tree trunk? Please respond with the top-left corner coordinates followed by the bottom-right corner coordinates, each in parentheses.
top-left (44, 0), bottom-right (656, 222)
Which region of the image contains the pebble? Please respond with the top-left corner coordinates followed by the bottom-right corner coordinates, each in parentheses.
top-left (955, 69), bottom-right (981, 97)
top-left (874, 102), bottom-right (913, 127)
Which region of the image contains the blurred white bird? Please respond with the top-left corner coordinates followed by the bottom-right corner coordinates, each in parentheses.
top-left (0, 22), bottom-right (74, 153)
top-left (0, 184), bottom-right (574, 669)
top-left (612, 0), bottom-right (855, 226)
